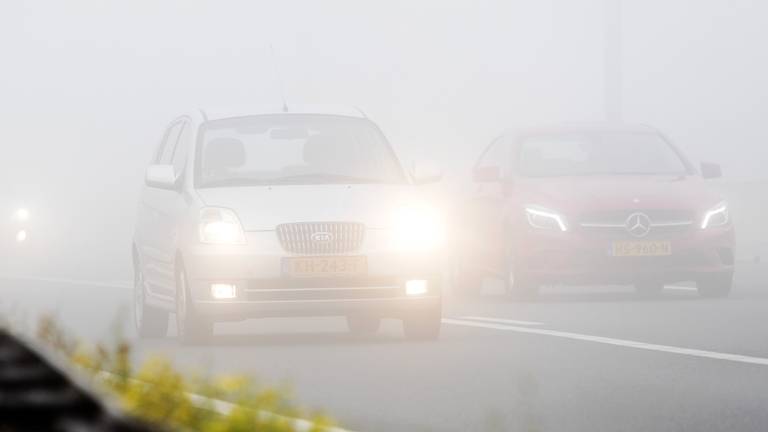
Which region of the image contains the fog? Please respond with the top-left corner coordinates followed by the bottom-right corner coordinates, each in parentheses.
top-left (1, 1), bottom-right (767, 431)
top-left (3, 1), bottom-right (768, 275)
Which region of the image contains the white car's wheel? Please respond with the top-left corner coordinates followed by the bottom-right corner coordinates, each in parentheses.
top-left (133, 265), bottom-right (168, 338)
top-left (403, 304), bottom-right (441, 340)
top-left (175, 266), bottom-right (213, 344)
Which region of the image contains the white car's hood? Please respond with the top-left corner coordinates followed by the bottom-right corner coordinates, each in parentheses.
top-left (196, 184), bottom-right (421, 231)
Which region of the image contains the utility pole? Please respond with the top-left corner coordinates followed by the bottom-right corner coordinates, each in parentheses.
top-left (604, 0), bottom-right (622, 123)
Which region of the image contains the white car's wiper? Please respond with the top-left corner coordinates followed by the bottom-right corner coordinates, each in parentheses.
top-left (267, 173), bottom-right (391, 184)
top-left (200, 178), bottom-right (269, 188)
top-left (201, 174), bottom-right (392, 188)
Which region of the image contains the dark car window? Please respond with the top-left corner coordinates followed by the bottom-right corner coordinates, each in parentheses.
top-left (195, 115), bottom-right (406, 187)
top-left (517, 132), bottom-right (690, 177)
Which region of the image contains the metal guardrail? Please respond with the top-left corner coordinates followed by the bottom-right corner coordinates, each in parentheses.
top-left (0, 330), bottom-right (156, 431)
top-left (0, 319), bottom-right (352, 432)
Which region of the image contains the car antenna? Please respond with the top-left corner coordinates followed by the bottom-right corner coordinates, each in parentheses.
top-left (269, 43), bottom-right (289, 113)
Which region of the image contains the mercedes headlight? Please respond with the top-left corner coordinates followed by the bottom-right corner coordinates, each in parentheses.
top-left (199, 207), bottom-right (246, 244)
top-left (525, 205), bottom-right (568, 232)
top-left (701, 201), bottom-right (729, 229)
top-left (391, 204), bottom-right (445, 252)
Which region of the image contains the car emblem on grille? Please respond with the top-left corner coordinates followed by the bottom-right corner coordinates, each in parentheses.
top-left (311, 232), bottom-right (333, 243)
top-left (625, 212), bottom-right (652, 238)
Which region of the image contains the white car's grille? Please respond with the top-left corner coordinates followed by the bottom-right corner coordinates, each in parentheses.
top-left (276, 222), bottom-right (365, 255)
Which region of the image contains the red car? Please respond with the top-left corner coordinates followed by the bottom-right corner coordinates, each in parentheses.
top-left (456, 124), bottom-right (735, 298)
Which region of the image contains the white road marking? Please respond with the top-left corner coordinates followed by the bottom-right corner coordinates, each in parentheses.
top-left (666, 285), bottom-right (697, 292)
top-left (0, 275), bottom-right (131, 290)
top-left (460, 316), bottom-right (543, 326)
top-left (86, 364), bottom-right (348, 431)
top-left (17, 323), bottom-right (350, 432)
top-left (443, 318), bottom-right (768, 366)
top-left (187, 392), bottom-right (351, 432)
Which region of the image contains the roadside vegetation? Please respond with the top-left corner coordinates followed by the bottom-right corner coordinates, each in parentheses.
top-left (19, 315), bottom-right (338, 431)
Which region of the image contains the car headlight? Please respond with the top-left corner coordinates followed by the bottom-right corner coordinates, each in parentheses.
top-left (525, 205), bottom-right (568, 232)
top-left (701, 201), bottom-right (729, 229)
top-left (15, 208), bottom-right (30, 222)
top-left (199, 207), bottom-right (246, 244)
top-left (390, 204), bottom-right (445, 252)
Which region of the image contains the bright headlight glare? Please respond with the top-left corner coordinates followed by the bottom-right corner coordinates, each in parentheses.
top-left (525, 206), bottom-right (568, 232)
top-left (391, 204), bottom-right (445, 252)
top-left (210, 283), bottom-right (237, 299)
top-left (15, 208), bottom-right (30, 222)
top-left (405, 279), bottom-right (429, 296)
top-left (199, 207), bottom-right (246, 244)
top-left (701, 201), bottom-right (729, 229)
top-left (15, 230), bottom-right (27, 243)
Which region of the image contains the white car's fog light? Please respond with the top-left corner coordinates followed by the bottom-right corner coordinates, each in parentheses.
top-left (211, 283), bottom-right (237, 299)
top-left (406, 279), bottom-right (429, 296)
top-left (15, 229), bottom-right (27, 243)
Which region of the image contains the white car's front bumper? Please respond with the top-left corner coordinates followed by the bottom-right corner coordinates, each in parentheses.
top-left (182, 231), bottom-right (443, 321)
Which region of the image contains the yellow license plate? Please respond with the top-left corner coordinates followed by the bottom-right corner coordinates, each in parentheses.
top-left (283, 256), bottom-right (367, 278)
top-left (612, 241), bottom-right (672, 257)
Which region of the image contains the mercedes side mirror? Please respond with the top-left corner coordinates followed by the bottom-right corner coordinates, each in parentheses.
top-left (473, 166), bottom-right (501, 183)
top-left (701, 162), bottom-right (722, 179)
top-left (145, 165), bottom-right (178, 190)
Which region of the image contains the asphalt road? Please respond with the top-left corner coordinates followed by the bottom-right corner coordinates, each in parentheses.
top-left (2, 263), bottom-right (767, 432)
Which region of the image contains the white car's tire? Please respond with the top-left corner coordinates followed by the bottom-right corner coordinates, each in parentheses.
top-left (175, 266), bottom-right (213, 344)
top-left (133, 265), bottom-right (169, 338)
top-left (403, 304), bottom-right (441, 340)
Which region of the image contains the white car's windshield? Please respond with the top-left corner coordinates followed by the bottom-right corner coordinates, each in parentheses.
top-left (518, 132), bottom-right (690, 177)
top-left (196, 115), bottom-right (406, 187)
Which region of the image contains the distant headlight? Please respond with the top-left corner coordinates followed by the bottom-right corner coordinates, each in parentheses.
top-left (15, 208), bottom-right (30, 222)
top-left (199, 207), bottom-right (246, 244)
top-left (525, 205), bottom-right (568, 232)
top-left (701, 201), bottom-right (729, 229)
top-left (390, 204), bottom-right (445, 252)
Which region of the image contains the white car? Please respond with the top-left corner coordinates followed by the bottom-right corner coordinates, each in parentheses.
top-left (132, 106), bottom-right (445, 343)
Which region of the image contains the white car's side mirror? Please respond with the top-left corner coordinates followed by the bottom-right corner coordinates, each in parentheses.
top-left (411, 160), bottom-right (443, 185)
top-left (145, 165), bottom-right (178, 190)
